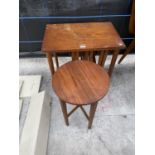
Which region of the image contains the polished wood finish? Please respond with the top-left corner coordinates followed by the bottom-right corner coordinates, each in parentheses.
top-left (42, 22), bottom-right (125, 52)
top-left (129, 0), bottom-right (135, 34)
top-left (81, 51), bottom-right (94, 62)
top-left (108, 49), bottom-right (119, 76)
top-left (46, 53), bottom-right (55, 75)
top-left (60, 99), bottom-right (69, 126)
top-left (83, 52), bottom-right (90, 60)
top-left (98, 50), bottom-right (108, 66)
top-left (52, 60), bottom-right (110, 129)
top-left (54, 52), bottom-right (59, 69)
top-left (42, 22), bottom-right (126, 76)
top-left (52, 60), bottom-right (109, 105)
top-left (118, 39), bottom-right (135, 64)
top-left (43, 22), bottom-right (125, 127)
top-left (88, 103), bottom-right (98, 129)
top-left (59, 101), bottom-right (98, 129)
top-left (71, 52), bottom-right (79, 61)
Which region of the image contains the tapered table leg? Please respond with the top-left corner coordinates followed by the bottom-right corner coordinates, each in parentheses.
top-left (88, 103), bottom-right (98, 129)
top-left (46, 53), bottom-right (55, 75)
top-left (108, 49), bottom-right (119, 77)
top-left (54, 52), bottom-right (59, 69)
top-left (60, 100), bottom-right (69, 126)
top-left (98, 50), bottom-right (108, 66)
top-left (118, 39), bottom-right (135, 64)
top-left (72, 52), bottom-right (79, 61)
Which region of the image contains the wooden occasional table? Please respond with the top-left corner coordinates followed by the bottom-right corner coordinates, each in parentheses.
top-left (42, 22), bottom-right (126, 76)
top-left (52, 60), bottom-right (110, 129)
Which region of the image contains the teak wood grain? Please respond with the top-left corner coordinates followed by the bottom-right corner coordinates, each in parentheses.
top-left (42, 22), bottom-right (125, 52)
top-left (52, 60), bottom-right (110, 105)
top-left (42, 22), bottom-right (126, 77)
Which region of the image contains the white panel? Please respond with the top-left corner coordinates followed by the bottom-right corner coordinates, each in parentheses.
top-left (20, 91), bottom-right (51, 155)
top-left (19, 75), bottom-right (42, 98)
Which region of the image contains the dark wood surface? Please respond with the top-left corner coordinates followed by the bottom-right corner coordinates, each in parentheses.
top-left (52, 60), bottom-right (110, 105)
top-left (42, 22), bottom-right (125, 52)
top-left (129, 0), bottom-right (135, 34)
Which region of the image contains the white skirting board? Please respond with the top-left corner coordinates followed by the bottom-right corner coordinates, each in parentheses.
top-left (19, 75), bottom-right (42, 98)
top-left (20, 91), bottom-right (51, 155)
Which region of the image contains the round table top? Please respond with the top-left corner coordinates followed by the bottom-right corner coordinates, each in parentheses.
top-left (52, 60), bottom-right (110, 105)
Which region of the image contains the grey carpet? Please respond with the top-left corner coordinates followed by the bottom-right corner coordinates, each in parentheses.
top-left (19, 55), bottom-right (135, 155)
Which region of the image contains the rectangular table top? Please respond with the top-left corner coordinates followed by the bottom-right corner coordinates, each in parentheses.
top-left (42, 22), bottom-right (126, 53)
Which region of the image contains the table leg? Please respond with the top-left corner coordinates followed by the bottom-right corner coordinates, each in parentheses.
top-left (89, 51), bottom-right (94, 62)
top-left (72, 52), bottom-right (79, 61)
top-left (60, 100), bottom-right (69, 126)
top-left (88, 103), bottom-right (98, 129)
top-left (53, 52), bottom-right (59, 69)
top-left (98, 50), bottom-right (108, 67)
top-left (93, 54), bottom-right (96, 63)
top-left (118, 39), bottom-right (135, 64)
top-left (46, 53), bottom-right (55, 75)
top-left (83, 52), bottom-right (89, 60)
top-left (108, 49), bottom-right (119, 77)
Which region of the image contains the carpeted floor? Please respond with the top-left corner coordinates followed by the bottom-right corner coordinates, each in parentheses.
top-left (19, 55), bottom-right (135, 155)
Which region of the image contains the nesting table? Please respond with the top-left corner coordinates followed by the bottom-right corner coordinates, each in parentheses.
top-left (42, 22), bottom-right (126, 76)
top-left (42, 22), bottom-right (125, 129)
